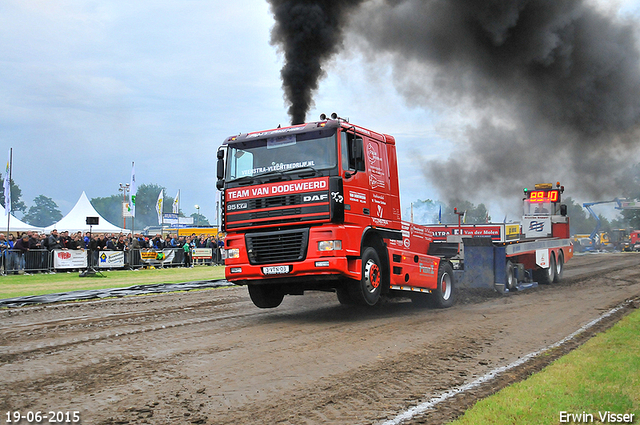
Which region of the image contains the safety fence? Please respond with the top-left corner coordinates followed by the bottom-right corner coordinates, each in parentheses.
top-left (1, 248), bottom-right (224, 275)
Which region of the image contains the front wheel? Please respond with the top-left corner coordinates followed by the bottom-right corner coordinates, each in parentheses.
top-left (349, 247), bottom-right (383, 306)
top-left (429, 261), bottom-right (456, 308)
top-left (248, 284), bottom-right (284, 308)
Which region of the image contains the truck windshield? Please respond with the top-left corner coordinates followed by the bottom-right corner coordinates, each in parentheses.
top-left (226, 129), bottom-right (337, 182)
top-left (523, 200), bottom-right (554, 215)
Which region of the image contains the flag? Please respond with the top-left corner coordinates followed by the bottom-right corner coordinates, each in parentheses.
top-left (156, 190), bottom-right (164, 224)
top-left (129, 162), bottom-right (137, 217)
top-left (463, 210), bottom-right (467, 224)
top-left (4, 150), bottom-right (11, 216)
top-left (438, 205), bottom-right (442, 224)
top-left (172, 190), bottom-right (180, 214)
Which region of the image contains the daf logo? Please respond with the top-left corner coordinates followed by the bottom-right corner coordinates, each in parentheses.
top-left (303, 194), bottom-right (328, 202)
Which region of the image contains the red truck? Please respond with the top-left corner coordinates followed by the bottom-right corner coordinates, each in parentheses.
top-left (216, 116), bottom-right (573, 308)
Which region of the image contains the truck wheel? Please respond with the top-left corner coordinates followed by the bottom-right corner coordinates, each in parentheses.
top-left (534, 253), bottom-right (556, 285)
top-left (336, 287), bottom-right (356, 305)
top-left (429, 261), bottom-right (456, 308)
top-left (349, 247), bottom-right (383, 306)
top-left (553, 251), bottom-right (564, 283)
top-left (505, 260), bottom-right (516, 290)
top-left (248, 284), bottom-right (284, 308)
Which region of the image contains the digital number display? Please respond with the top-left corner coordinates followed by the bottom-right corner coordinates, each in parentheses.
top-left (528, 190), bottom-right (559, 202)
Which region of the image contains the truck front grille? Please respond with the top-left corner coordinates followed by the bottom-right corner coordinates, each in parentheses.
top-left (245, 228), bottom-right (309, 265)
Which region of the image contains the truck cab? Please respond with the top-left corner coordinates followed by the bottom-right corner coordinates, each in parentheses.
top-left (217, 117), bottom-right (404, 308)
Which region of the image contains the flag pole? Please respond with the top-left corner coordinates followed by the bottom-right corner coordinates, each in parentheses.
top-left (6, 148), bottom-right (12, 236)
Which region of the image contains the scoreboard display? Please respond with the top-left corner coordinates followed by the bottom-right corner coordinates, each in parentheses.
top-left (527, 189), bottom-right (560, 203)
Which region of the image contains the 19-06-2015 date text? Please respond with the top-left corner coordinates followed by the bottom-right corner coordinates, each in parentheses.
top-left (4, 411), bottom-right (80, 423)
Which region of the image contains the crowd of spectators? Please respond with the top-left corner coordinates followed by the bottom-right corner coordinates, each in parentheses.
top-left (0, 230), bottom-right (225, 275)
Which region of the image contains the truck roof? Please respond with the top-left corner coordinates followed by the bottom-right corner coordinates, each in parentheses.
top-left (223, 119), bottom-right (395, 145)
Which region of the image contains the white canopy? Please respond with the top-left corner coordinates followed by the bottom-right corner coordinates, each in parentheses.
top-left (45, 192), bottom-right (131, 234)
top-left (0, 205), bottom-right (45, 233)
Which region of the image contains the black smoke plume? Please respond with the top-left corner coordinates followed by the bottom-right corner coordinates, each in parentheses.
top-left (268, 0), bottom-right (365, 124)
top-left (349, 0), bottom-right (640, 205)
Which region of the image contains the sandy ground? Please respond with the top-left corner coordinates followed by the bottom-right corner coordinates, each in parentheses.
top-left (1, 252), bottom-right (639, 425)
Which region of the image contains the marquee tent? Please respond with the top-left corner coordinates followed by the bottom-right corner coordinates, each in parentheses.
top-left (45, 192), bottom-right (130, 234)
top-left (0, 205), bottom-right (45, 233)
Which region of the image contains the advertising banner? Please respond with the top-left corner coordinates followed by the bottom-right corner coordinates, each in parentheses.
top-left (53, 250), bottom-right (87, 269)
top-left (98, 251), bottom-right (125, 268)
top-left (140, 249), bottom-right (176, 265)
top-left (192, 248), bottom-right (212, 259)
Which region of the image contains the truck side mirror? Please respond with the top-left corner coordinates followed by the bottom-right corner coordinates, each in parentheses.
top-left (353, 137), bottom-right (365, 171)
top-left (560, 204), bottom-right (567, 216)
top-left (216, 149), bottom-right (225, 187)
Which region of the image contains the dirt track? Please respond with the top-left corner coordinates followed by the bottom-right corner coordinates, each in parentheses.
top-left (1, 253), bottom-right (640, 424)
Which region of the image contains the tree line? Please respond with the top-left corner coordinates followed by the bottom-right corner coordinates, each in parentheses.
top-left (0, 178), bottom-right (210, 230)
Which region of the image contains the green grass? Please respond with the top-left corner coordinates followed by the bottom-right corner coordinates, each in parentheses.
top-left (451, 309), bottom-right (640, 424)
top-left (0, 265), bottom-right (226, 299)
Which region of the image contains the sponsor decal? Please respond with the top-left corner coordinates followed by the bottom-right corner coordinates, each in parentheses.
top-left (331, 191), bottom-right (344, 203)
top-left (303, 194), bottom-right (328, 202)
top-left (227, 202), bottom-right (248, 211)
top-left (227, 178), bottom-right (328, 201)
top-left (529, 221), bottom-right (546, 232)
top-left (349, 191), bottom-right (367, 204)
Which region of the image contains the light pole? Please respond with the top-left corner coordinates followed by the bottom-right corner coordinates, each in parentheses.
top-left (119, 183), bottom-right (130, 228)
top-left (195, 204), bottom-right (200, 227)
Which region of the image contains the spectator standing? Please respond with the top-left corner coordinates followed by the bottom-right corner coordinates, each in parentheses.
top-left (0, 233), bottom-right (7, 273)
top-left (183, 236), bottom-right (192, 268)
top-left (47, 229), bottom-right (63, 251)
top-left (14, 234), bottom-right (30, 274)
top-left (6, 234), bottom-right (18, 274)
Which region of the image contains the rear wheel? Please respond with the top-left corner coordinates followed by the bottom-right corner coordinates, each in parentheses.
top-left (429, 261), bottom-right (456, 308)
top-left (505, 260), bottom-right (516, 290)
top-left (534, 252), bottom-right (556, 285)
top-left (553, 251), bottom-right (564, 283)
top-left (349, 247), bottom-right (383, 306)
top-left (248, 284), bottom-right (284, 308)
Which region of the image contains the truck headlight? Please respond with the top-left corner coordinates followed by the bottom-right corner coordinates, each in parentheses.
top-left (226, 248), bottom-right (240, 259)
top-left (318, 240), bottom-right (342, 251)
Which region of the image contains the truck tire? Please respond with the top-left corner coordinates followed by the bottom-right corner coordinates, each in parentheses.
top-left (533, 253), bottom-right (556, 285)
top-left (553, 251), bottom-right (564, 283)
top-left (349, 247), bottom-right (382, 306)
top-left (505, 260), bottom-right (516, 290)
top-left (248, 284), bottom-right (284, 308)
top-left (429, 261), bottom-right (456, 308)
top-left (336, 287), bottom-right (356, 305)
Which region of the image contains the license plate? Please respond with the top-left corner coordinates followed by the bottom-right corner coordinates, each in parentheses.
top-left (262, 265), bottom-right (291, 275)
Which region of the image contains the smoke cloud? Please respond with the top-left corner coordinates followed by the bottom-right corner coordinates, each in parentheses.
top-left (349, 0), bottom-right (640, 204)
top-left (268, 0), bottom-right (365, 124)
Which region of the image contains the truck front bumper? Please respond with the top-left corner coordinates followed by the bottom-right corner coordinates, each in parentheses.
top-left (225, 256), bottom-right (361, 285)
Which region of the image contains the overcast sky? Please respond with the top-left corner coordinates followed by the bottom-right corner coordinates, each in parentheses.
top-left (2, 0), bottom-right (639, 227)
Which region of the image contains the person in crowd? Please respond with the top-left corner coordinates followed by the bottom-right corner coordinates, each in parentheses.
top-left (183, 236), bottom-right (192, 268)
top-left (152, 234), bottom-right (164, 250)
top-left (116, 235), bottom-right (127, 251)
top-left (47, 229), bottom-right (64, 251)
top-left (6, 234), bottom-right (18, 274)
top-left (0, 233), bottom-right (7, 273)
top-left (14, 234), bottom-right (31, 274)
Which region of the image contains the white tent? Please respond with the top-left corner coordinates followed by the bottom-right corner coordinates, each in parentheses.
top-left (0, 205), bottom-right (45, 233)
top-left (45, 192), bottom-right (131, 234)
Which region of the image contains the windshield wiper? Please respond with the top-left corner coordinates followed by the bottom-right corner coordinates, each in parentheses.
top-left (282, 166), bottom-right (319, 178)
top-left (232, 175), bottom-right (256, 186)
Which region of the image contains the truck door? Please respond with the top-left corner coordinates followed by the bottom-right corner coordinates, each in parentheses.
top-left (340, 130), bottom-right (371, 224)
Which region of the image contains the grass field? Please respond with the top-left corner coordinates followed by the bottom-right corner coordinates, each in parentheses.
top-left (451, 308), bottom-right (640, 425)
top-left (0, 265), bottom-right (226, 299)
